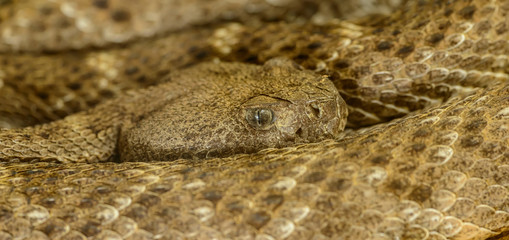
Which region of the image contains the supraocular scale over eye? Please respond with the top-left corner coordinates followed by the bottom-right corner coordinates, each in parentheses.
top-left (246, 108), bottom-right (275, 130)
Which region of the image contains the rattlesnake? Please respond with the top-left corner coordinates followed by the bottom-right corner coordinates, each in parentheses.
top-left (1, 0), bottom-right (509, 240)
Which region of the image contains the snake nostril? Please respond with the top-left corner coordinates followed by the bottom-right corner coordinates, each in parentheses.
top-left (309, 103), bottom-right (322, 118)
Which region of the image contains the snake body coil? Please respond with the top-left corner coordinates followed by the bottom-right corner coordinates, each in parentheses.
top-left (0, 0), bottom-right (509, 239)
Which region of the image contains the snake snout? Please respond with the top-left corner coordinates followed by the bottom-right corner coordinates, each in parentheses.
top-left (308, 102), bottom-right (324, 118)
top-left (304, 96), bottom-right (348, 139)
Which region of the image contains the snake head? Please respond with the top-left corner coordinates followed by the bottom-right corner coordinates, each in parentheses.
top-left (119, 59), bottom-right (347, 161)
top-left (243, 57), bottom-right (347, 141)
top-left (241, 83), bottom-right (346, 143)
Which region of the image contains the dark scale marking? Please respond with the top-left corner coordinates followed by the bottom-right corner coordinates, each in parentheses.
top-left (94, 185), bottom-right (112, 194)
top-left (380, 91), bottom-right (397, 103)
top-left (412, 83), bottom-right (433, 95)
top-left (0, 0), bottom-right (13, 6)
top-left (407, 185), bottom-right (432, 203)
top-left (125, 205), bottom-right (148, 220)
top-left (408, 143), bottom-right (427, 154)
top-left (42, 223), bottom-right (68, 237)
top-left (79, 198), bottom-right (97, 208)
top-left (496, 22), bottom-right (508, 35)
top-left (148, 184), bottom-right (171, 194)
top-left (385, 177), bottom-right (411, 196)
top-left (337, 78), bottom-right (359, 90)
top-left (370, 155), bottom-right (390, 165)
top-left (262, 194), bottom-right (284, 210)
top-left (377, 41), bottom-right (393, 51)
top-left (39, 133), bottom-right (49, 139)
top-left (235, 46), bottom-right (248, 55)
top-left (294, 54), bottom-right (309, 60)
top-left (81, 221), bottom-right (101, 237)
top-left (463, 119), bottom-right (488, 132)
top-left (279, 44), bottom-right (296, 52)
top-left (38, 6), bottom-right (53, 16)
top-left (136, 193), bottom-right (162, 207)
top-left (334, 59), bottom-right (351, 69)
top-left (246, 211), bottom-right (271, 229)
top-left (302, 171), bottom-right (327, 183)
top-left (36, 92), bottom-right (49, 100)
top-left (193, 49), bottom-right (209, 59)
top-left (438, 20), bottom-right (451, 30)
top-left (111, 9), bottom-right (131, 22)
top-left (426, 33), bottom-right (444, 44)
top-left (458, 6), bottom-right (476, 19)
top-left (245, 55), bottom-right (259, 63)
top-left (225, 200), bottom-right (247, 214)
top-left (444, 8), bottom-right (454, 17)
top-left (326, 178), bottom-right (352, 191)
top-left (99, 89), bottom-right (115, 98)
top-left (396, 45), bottom-right (414, 58)
top-left (345, 97), bottom-right (363, 108)
top-left (412, 20), bottom-right (430, 29)
top-left (136, 75), bottom-right (147, 83)
top-left (201, 190), bottom-right (223, 203)
top-left (124, 66), bottom-right (139, 75)
top-left (430, 85), bottom-right (451, 100)
top-left (459, 135), bottom-right (484, 148)
top-left (413, 128), bottom-right (432, 138)
top-left (307, 42), bottom-right (322, 49)
top-left (93, 0), bottom-right (108, 9)
top-left (67, 82), bottom-right (82, 90)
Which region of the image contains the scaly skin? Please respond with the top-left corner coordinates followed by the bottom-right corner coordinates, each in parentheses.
top-left (0, 0), bottom-right (509, 239)
top-left (0, 0), bottom-right (327, 52)
top-left (0, 59), bottom-right (347, 162)
top-left (1, 82), bottom-right (508, 240)
top-left (0, 0), bottom-right (400, 128)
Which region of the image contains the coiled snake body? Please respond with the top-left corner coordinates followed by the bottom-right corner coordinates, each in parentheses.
top-left (0, 0), bottom-right (509, 239)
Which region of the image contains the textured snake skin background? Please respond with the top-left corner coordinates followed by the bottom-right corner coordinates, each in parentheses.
top-left (0, 0), bottom-right (508, 239)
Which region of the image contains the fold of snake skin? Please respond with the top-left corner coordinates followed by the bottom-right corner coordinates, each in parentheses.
top-left (3, 0), bottom-right (508, 129)
top-left (0, 0), bottom-right (509, 239)
top-left (0, 0), bottom-right (402, 53)
top-left (0, 0), bottom-right (404, 128)
top-left (211, 0), bottom-right (509, 127)
top-left (0, 82), bottom-right (508, 239)
top-left (0, 0), bottom-right (317, 53)
top-left (0, 27), bottom-right (217, 128)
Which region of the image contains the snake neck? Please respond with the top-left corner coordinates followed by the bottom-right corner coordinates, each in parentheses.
top-left (0, 83), bottom-right (183, 163)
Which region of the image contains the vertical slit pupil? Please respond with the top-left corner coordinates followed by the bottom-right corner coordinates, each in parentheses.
top-left (256, 109), bottom-right (273, 127)
top-left (247, 108), bottom-right (274, 130)
top-left (255, 109), bottom-right (262, 126)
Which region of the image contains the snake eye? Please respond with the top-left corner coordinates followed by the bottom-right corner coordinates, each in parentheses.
top-left (246, 108), bottom-right (275, 130)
